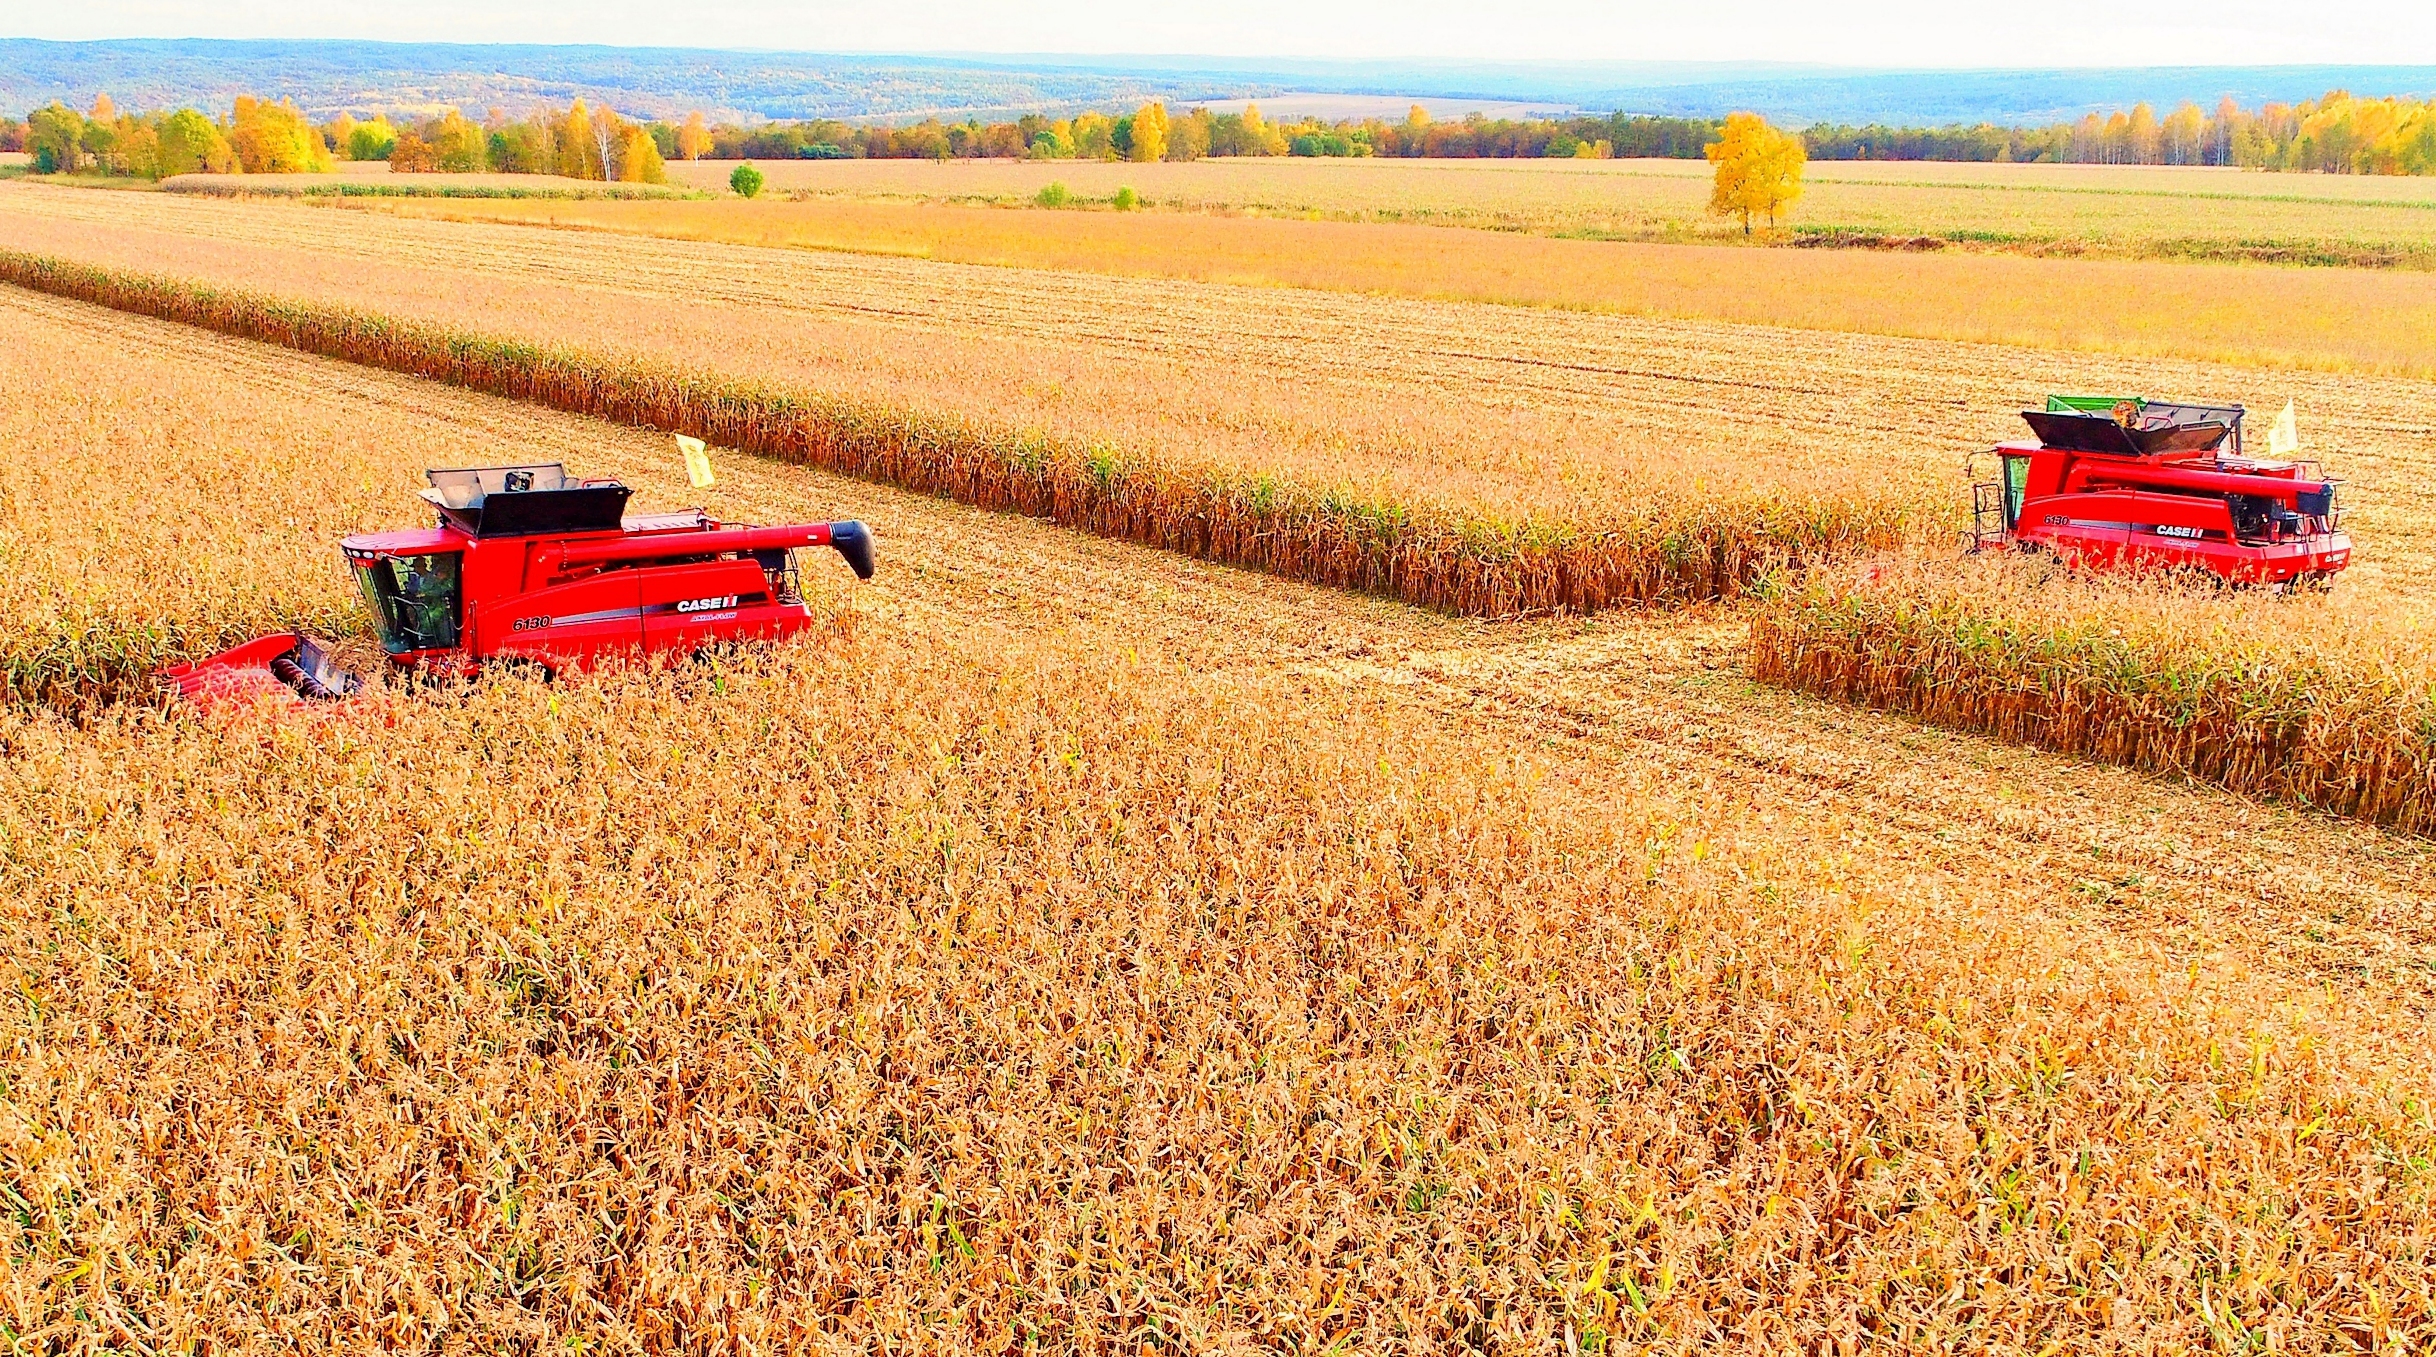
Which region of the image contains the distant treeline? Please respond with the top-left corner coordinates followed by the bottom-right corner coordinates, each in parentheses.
top-left (709, 106), bottom-right (1722, 163)
top-left (1805, 90), bottom-right (2436, 172)
top-left (706, 90), bottom-right (2436, 175)
top-left (1, 96), bottom-right (669, 183)
top-left (6, 88), bottom-right (2431, 176)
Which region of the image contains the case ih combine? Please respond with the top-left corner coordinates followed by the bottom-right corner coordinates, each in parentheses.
top-left (164, 463), bottom-right (873, 709)
top-left (1969, 395), bottom-right (2350, 587)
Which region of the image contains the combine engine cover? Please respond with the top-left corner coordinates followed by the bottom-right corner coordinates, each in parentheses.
top-left (1969, 396), bottom-right (2351, 588)
top-left (163, 461), bottom-right (874, 711)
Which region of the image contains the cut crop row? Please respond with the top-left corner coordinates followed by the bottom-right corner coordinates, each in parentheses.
top-left (0, 249), bottom-right (1907, 619)
top-left (1750, 556), bottom-right (2436, 835)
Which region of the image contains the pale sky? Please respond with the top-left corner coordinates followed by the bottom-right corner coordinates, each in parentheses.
top-left (11, 0), bottom-right (2436, 69)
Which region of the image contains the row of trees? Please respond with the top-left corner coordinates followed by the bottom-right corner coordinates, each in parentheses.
top-left (702, 90), bottom-right (2434, 175)
top-left (697, 105), bottom-right (1733, 164)
top-left (1806, 90), bottom-right (2436, 173)
top-left (2, 95), bottom-right (669, 182)
top-left (12, 94), bottom-right (328, 177)
top-left (328, 103), bottom-right (668, 182)
top-left (8, 88), bottom-right (2429, 178)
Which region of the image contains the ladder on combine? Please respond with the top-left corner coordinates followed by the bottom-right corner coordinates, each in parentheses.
top-left (1965, 455), bottom-right (2012, 553)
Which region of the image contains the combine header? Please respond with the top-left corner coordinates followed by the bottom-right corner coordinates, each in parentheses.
top-left (164, 463), bottom-right (873, 709)
top-left (1969, 396), bottom-right (2350, 588)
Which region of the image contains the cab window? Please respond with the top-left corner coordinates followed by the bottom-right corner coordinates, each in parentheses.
top-left (353, 553), bottom-right (462, 655)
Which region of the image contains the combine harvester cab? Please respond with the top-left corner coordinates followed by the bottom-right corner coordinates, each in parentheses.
top-left (164, 462), bottom-right (874, 711)
top-left (1969, 395), bottom-right (2350, 588)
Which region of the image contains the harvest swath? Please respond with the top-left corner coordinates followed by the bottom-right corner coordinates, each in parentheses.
top-left (6, 287), bottom-right (2436, 1349)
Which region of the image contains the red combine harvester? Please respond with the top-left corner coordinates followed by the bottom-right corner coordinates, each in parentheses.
top-left (1969, 396), bottom-right (2350, 587)
top-left (164, 463), bottom-right (873, 708)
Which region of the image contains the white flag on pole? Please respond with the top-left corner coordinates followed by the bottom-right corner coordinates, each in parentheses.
top-left (676, 433), bottom-right (715, 488)
top-left (2266, 401), bottom-right (2300, 459)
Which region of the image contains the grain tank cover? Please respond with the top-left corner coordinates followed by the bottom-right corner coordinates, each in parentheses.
top-left (2028, 396), bottom-right (2245, 457)
top-left (420, 463), bottom-right (633, 537)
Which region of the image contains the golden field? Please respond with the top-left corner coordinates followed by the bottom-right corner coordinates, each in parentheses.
top-left (12, 182), bottom-right (2436, 823)
top-left (7, 283), bottom-right (2436, 1350)
top-left (162, 171), bottom-right (693, 200)
top-left (6, 184), bottom-right (2436, 592)
top-left (0, 249), bottom-right (1906, 618)
top-left (662, 155), bottom-right (2436, 264)
top-left (349, 193), bottom-right (2436, 377)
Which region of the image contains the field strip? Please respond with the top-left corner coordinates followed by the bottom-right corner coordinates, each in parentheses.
top-left (661, 157), bottom-right (2436, 268)
top-left (0, 250), bottom-right (1908, 621)
top-left (7, 188), bottom-right (2434, 601)
top-left (1777, 178), bottom-right (2436, 210)
top-left (1751, 556), bottom-right (2436, 838)
top-left (14, 183), bottom-right (2436, 389)
top-left (10, 282), bottom-right (2432, 1003)
top-left (335, 193), bottom-right (2436, 376)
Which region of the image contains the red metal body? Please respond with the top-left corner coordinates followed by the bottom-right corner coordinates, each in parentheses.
top-left (162, 463), bottom-right (873, 709)
top-left (1971, 399), bottom-right (2350, 587)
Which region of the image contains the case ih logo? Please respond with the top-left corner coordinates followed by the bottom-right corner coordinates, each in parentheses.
top-left (677, 595), bottom-right (740, 614)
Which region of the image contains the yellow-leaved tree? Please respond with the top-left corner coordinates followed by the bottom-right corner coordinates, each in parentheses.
top-left (158, 109), bottom-right (235, 175)
top-left (1071, 112), bottom-right (1115, 160)
top-left (557, 100), bottom-right (598, 179)
top-left (617, 124), bottom-right (667, 183)
top-left (1129, 102), bottom-right (1169, 162)
top-left (1705, 111), bottom-right (1805, 235)
top-left (426, 110), bottom-right (488, 172)
top-left (229, 95), bottom-right (334, 174)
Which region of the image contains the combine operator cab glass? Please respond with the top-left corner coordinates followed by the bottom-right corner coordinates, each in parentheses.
top-left (354, 552), bottom-right (463, 655)
top-left (2000, 454), bottom-right (2031, 529)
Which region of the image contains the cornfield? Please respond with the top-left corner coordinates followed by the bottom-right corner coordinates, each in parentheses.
top-left (1751, 554), bottom-right (2436, 835)
top-left (0, 248), bottom-right (1907, 619)
top-left (10, 616), bottom-right (2436, 1350)
top-left (4, 280), bottom-right (2435, 1349)
top-left (8, 186), bottom-right (2435, 593)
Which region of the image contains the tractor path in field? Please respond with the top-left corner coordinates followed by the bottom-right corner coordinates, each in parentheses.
top-left (17, 283), bottom-right (2432, 1019)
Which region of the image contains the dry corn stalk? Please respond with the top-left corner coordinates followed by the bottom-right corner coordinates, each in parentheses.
top-left (1751, 554), bottom-right (2436, 834)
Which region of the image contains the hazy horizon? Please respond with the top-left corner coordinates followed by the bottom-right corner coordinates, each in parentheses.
top-left (9, 0), bottom-right (2434, 69)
